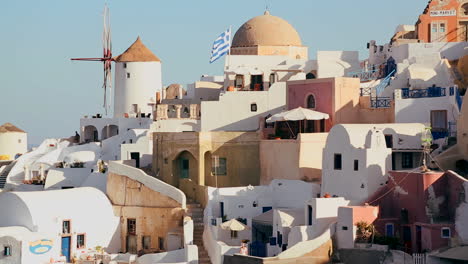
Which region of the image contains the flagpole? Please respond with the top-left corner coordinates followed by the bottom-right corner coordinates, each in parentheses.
top-left (227, 25), bottom-right (232, 69)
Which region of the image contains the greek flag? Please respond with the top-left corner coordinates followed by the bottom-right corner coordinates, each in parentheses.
top-left (210, 28), bottom-right (231, 63)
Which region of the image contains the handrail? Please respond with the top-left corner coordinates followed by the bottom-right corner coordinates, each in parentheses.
top-left (109, 161), bottom-right (186, 208)
top-left (375, 69), bottom-right (396, 96)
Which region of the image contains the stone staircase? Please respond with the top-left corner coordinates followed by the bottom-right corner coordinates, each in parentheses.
top-left (0, 161), bottom-right (16, 189)
top-left (186, 201), bottom-right (211, 264)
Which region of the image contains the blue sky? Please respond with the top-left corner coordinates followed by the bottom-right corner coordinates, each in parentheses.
top-left (0, 0), bottom-right (424, 145)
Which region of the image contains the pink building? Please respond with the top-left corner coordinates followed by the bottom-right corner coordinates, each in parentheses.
top-left (367, 170), bottom-right (467, 253)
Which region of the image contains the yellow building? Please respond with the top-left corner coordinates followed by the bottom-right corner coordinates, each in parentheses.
top-left (152, 132), bottom-right (260, 204)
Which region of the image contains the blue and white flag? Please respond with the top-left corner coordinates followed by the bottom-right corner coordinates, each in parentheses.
top-left (210, 28), bottom-right (231, 63)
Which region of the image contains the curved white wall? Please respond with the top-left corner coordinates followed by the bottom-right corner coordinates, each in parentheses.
top-left (0, 132), bottom-right (27, 160)
top-left (114, 62), bottom-right (162, 118)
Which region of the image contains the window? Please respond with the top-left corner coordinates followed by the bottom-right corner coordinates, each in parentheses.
top-left (463, 3), bottom-right (468, 15)
top-left (269, 73), bottom-right (276, 85)
top-left (251, 103), bottom-right (257, 112)
top-left (334, 154), bottom-right (342, 170)
top-left (127, 73), bottom-right (131, 78)
top-left (432, 23), bottom-right (438, 33)
top-left (4, 246), bottom-right (11, 256)
top-left (124, 63), bottom-right (127, 68)
top-left (306, 72), bottom-right (316, 79)
top-left (77, 234), bottom-right (86, 249)
top-left (384, 135), bottom-right (393, 148)
top-left (230, 230), bottom-right (238, 238)
top-left (401, 153), bottom-right (413, 169)
top-left (431, 110), bottom-right (448, 131)
top-left (307, 94), bottom-right (316, 109)
top-left (354, 160), bottom-right (359, 171)
top-left (158, 237), bottom-right (164, 250)
top-left (342, 226), bottom-right (348, 231)
top-left (212, 157), bottom-right (227, 175)
top-left (442, 227), bottom-right (451, 238)
top-left (234, 75), bottom-right (244, 88)
top-left (142, 236), bottom-right (151, 250)
top-left (62, 220), bottom-right (71, 234)
top-left (440, 23), bottom-right (446, 33)
top-left (127, 219), bottom-right (136, 235)
top-left (385, 223), bottom-right (394, 237)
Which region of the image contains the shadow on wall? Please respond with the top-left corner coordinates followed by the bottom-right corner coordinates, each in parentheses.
top-left (334, 100), bottom-right (394, 125)
top-left (212, 106), bottom-right (285, 132)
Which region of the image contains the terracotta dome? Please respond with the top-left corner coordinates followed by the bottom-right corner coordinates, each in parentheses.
top-left (114, 37), bottom-right (160, 62)
top-left (232, 11), bottom-right (302, 47)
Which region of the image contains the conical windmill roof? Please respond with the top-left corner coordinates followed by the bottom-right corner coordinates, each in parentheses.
top-left (0, 123), bottom-right (26, 133)
top-left (114, 37), bottom-right (161, 62)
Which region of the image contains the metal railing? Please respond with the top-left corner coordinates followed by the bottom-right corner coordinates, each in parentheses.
top-left (371, 97), bottom-right (392, 108)
top-left (375, 70), bottom-right (396, 96)
top-left (401, 87), bottom-right (446, 99)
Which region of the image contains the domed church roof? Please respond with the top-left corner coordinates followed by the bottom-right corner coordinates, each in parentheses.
top-left (232, 11), bottom-right (302, 47)
top-left (114, 37), bottom-right (161, 62)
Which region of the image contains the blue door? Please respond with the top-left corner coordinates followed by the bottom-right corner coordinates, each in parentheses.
top-left (61, 236), bottom-right (71, 262)
top-left (180, 159), bottom-right (189, 179)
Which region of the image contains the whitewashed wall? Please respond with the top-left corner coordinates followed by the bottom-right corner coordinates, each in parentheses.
top-left (0, 132), bottom-right (27, 160)
top-left (114, 61), bottom-right (162, 118)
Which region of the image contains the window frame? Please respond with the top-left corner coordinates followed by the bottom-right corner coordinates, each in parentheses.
top-left (334, 154), bottom-right (342, 170)
top-left (62, 220), bottom-right (71, 234)
top-left (234, 75), bottom-right (244, 88)
top-left (306, 94), bottom-right (316, 109)
top-left (77, 233), bottom-right (86, 249)
top-left (251, 103), bottom-right (258, 112)
top-left (4, 246), bottom-right (11, 256)
top-left (401, 152), bottom-right (413, 169)
top-left (430, 110), bottom-right (448, 132)
top-left (441, 227), bottom-right (451, 238)
top-left (127, 218), bottom-right (137, 235)
top-left (385, 223), bottom-right (394, 237)
top-left (212, 157), bottom-right (227, 176)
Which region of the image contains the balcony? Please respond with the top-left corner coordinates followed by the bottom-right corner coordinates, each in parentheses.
top-left (401, 87), bottom-right (446, 99)
top-left (371, 97), bottom-right (392, 108)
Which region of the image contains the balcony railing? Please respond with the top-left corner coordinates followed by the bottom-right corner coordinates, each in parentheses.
top-left (401, 87), bottom-right (446, 99)
top-left (371, 97), bottom-right (392, 108)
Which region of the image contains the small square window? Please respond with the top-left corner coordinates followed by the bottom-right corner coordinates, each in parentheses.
top-left (354, 160), bottom-right (359, 171)
top-left (4, 246), bottom-right (11, 256)
top-left (231, 230), bottom-right (238, 238)
top-left (342, 226), bottom-right (348, 231)
top-left (77, 234), bottom-right (85, 249)
top-left (127, 73), bottom-right (131, 79)
top-left (334, 154), bottom-right (342, 170)
top-left (212, 157), bottom-right (227, 175)
top-left (251, 103), bottom-right (257, 112)
top-left (441, 227), bottom-right (451, 238)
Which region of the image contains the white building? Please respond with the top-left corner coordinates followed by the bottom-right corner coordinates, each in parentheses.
top-left (151, 11), bottom-right (361, 134)
top-left (0, 123), bottom-right (27, 161)
top-left (80, 37), bottom-right (160, 143)
top-left (321, 123), bottom-right (426, 203)
top-left (0, 187), bottom-right (120, 263)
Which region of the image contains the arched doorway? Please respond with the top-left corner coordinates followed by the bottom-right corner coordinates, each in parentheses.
top-left (83, 126), bottom-right (98, 142)
top-left (101, 125), bottom-right (119, 140)
top-left (172, 151), bottom-right (198, 187)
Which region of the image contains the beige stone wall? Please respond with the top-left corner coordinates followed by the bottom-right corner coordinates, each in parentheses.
top-left (107, 173), bottom-right (184, 252)
top-left (231, 45), bottom-right (308, 60)
top-left (333, 78), bottom-right (394, 124)
top-left (152, 131), bottom-right (261, 203)
top-left (260, 133), bottom-right (327, 185)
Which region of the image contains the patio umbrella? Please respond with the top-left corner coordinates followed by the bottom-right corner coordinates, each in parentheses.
top-left (220, 219), bottom-right (249, 231)
top-left (266, 107), bottom-right (329, 123)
